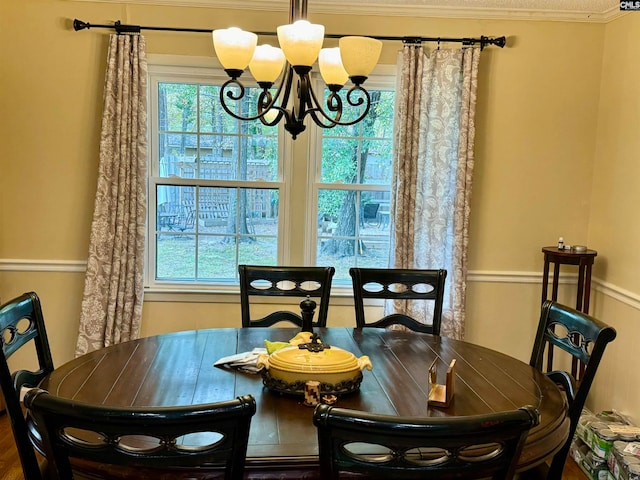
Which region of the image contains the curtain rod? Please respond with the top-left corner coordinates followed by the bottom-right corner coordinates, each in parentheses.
top-left (72, 19), bottom-right (506, 50)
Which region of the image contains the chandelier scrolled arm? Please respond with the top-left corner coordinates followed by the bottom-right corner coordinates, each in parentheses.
top-left (306, 82), bottom-right (373, 129)
top-left (218, 71), bottom-right (290, 123)
top-left (306, 89), bottom-right (343, 129)
top-left (312, 85), bottom-right (371, 128)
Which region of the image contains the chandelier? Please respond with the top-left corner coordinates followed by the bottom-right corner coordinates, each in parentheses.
top-left (212, 0), bottom-right (383, 139)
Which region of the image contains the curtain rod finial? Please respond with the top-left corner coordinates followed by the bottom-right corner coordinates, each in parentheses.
top-left (73, 19), bottom-right (90, 31)
top-left (479, 35), bottom-right (507, 50)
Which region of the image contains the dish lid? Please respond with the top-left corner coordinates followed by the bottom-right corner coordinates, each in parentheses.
top-left (268, 344), bottom-right (360, 373)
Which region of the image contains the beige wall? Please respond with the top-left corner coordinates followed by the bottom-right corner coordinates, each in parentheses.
top-left (1, 1), bottom-right (638, 423)
top-left (590, 13), bottom-right (640, 291)
top-left (586, 12), bottom-right (640, 423)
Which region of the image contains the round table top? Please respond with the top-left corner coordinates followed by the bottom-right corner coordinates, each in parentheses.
top-left (40, 327), bottom-right (569, 475)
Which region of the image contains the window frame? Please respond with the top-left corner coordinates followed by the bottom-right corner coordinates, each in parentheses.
top-left (306, 67), bottom-right (398, 284)
top-left (145, 58), bottom-right (291, 292)
top-left (144, 55), bottom-right (396, 297)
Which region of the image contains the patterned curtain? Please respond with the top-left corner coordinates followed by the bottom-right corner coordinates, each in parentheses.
top-left (390, 44), bottom-right (480, 340)
top-left (75, 34), bottom-right (148, 356)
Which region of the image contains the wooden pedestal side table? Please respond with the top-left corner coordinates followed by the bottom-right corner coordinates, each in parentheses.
top-left (541, 246), bottom-right (597, 377)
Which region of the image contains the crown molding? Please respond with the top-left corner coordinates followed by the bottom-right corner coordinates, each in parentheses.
top-left (65, 0), bottom-right (627, 23)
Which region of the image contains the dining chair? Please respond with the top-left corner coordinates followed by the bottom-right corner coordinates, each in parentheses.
top-left (24, 388), bottom-right (257, 480)
top-left (313, 403), bottom-right (540, 480)
top-left (360, 202), bottom-right (380, 227)
top-left (349, 267), bottom-right (447, 335)
top-left (529, 300), bottom-right (617, 480)
top-left (0, 291), bottom-right (54, 480)
top-left (239, 265), bottom-right (335, 328)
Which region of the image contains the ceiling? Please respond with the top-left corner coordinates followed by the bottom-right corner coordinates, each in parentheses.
top-left (80, 0), bottom-right (624, 22)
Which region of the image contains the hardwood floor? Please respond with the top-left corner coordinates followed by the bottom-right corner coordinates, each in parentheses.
top-left (562, 456), bottom-right (590, 480)
top-left (0, 412), bottom-right (29, 480)
top-left (0, 410), bottom-right (589, 479)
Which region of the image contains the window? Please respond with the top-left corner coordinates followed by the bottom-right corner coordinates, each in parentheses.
top-left (147, 60), bottom-right (395, 289)
top-left (311, 85), bottom-right (395, 281)
top-left (148, 65), bottom-right (284, 286)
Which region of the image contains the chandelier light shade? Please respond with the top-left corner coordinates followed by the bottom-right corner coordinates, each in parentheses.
top-left (212, 28), bottom-right (258, 74)
top-left (318, 48), bottom-right (349, 86)
top-left (276, 20), bottom-right (325, 67)
top-left (211, 0), bottom-right (383, 139)
top-left (249, 45), bottom-right (286, 84)
top-left (339, 36), bottom-right (383, 83)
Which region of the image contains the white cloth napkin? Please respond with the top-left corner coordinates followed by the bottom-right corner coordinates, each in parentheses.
top-left (214, 347), bottom-right (267, 374)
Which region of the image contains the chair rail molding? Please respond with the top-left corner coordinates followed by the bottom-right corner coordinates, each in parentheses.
top-left (594, 278), bottom-right (640, 310)
top-left (0, 259), bottom-right (87, 273)
top-left (2, 259), bottom-right (639, 310)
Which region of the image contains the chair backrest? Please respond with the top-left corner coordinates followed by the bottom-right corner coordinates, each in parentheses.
top-left (349, 268), bottom-right (447, 334)
top-left (24, 388), bottom-right (256, 480)
top-left (239, 265), bottom-right (335, 328)
top-left (0, 292), bottom-right (53, 480)
top-left (313, 404), bottom-right (539, 480)
top-left (529, 300), bottom-right (616, 480)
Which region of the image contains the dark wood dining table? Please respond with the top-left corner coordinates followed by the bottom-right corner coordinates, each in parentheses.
top-left (37, 327), bottom-right (569, 478)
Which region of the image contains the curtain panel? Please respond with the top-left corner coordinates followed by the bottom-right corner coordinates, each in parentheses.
top-left (390, 45), bottom-right (480, 340)
top-left (75, 34), bottom-right (148, 356)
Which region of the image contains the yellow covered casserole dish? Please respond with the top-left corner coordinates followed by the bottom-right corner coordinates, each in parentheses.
top-left (256, 335), bottom-right (372, 396)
